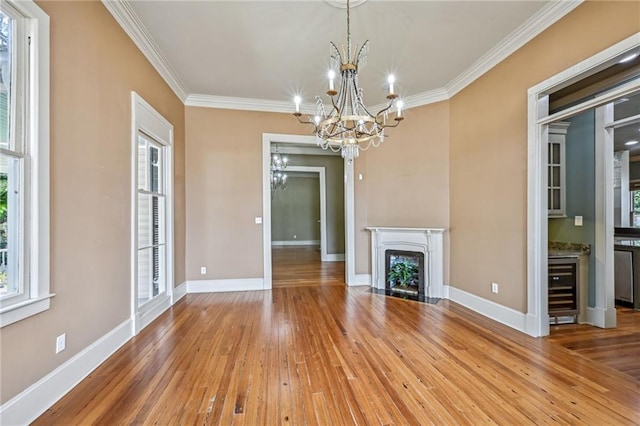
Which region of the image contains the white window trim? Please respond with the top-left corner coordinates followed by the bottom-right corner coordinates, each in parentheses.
top-left (0, 0), bottom-right (51, 328)
top-left (131, 92), bottom-right (174, 335)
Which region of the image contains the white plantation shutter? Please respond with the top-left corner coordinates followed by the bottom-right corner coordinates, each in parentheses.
top-left (137, 135), bottom-right (166, 303)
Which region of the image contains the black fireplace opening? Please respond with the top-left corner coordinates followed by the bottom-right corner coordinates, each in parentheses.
top-left (370, 249), bottom-right (439, 304)
top-left (385, 250), bottom-right (425, 296)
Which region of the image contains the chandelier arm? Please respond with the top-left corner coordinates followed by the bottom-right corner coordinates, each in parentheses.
top-left (329, 42), bottom-right (343, 69)
top-left (355, 103), bottom-right (381, 120)
top-left (381, 118), bottom-right (403, 128)
top-left (355, 40), bottom-right (369, 68)
top-left (294, 113), bottom-right (320, 127)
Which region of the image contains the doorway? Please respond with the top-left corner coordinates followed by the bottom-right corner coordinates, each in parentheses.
top-left (270, 165), bottom-right (345, 287)
top-left (527, 33), bottom-right (640, 337)
top-left (262, 133), bottom-right (356, 289)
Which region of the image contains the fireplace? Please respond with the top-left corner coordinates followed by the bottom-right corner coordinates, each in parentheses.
top-left (367, 227), bottom-right (446, 303)
top-left (385, 250), bottom-right (425, 296)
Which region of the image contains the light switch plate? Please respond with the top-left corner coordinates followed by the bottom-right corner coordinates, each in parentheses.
top-left (56, 334), bottom-right (66, 354)
top-left (575, 216), bottom-right (583, 226)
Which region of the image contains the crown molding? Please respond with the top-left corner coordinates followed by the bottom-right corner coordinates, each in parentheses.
top-left (185, 94), bottom-right (301, 113)
top-left (105, 0), bottom-right (582, 112)
top-left (101, 0), bottom-right (189, 102)
top-left (445, 0), bottom-right (583, 97)
top-left (401, 88), bottom-right (450, 109)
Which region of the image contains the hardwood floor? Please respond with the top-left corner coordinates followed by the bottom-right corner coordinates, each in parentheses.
top-left (35, 283), bottom-right (640, 424)
top-left (272, 246), bottom-right (344, 288)
top-left (546, 306), bottom-right (640, 381)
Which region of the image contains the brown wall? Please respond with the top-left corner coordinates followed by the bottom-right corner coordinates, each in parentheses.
top-left (185, 108), bottom-right (302, 281)
top-left (354, 101), bottom-right (451, 276)
top-left (0, 1), bottom-right (186, 403)
top-left (449, 1), bottom-right (640, 312)
top-left (185, 102), bottom-right (450, 282)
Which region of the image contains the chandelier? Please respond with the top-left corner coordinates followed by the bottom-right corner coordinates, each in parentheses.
top-left (271, 148), bottom-right (288, 191)
top-left (293, 0), bottom-right (404, 163)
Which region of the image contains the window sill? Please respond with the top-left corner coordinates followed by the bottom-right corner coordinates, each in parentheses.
top-left (0, 293), bottom-right (56, 328)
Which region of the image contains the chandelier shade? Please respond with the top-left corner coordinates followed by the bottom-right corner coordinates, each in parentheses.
top-left (293, 0), bottom-right (404, 163)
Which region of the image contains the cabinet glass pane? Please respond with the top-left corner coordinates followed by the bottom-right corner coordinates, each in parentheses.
top-left (551, 143), bottom-right (560, 165)
top-left (552, 189), bottom-right (560, 209)
top-left (552, 166), bottom-right (560, 187)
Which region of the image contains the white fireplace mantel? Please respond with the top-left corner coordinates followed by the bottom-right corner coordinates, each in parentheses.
top-left (366, 227), bottom-right (446, 299)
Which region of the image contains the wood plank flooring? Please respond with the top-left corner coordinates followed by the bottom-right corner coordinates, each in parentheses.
top-left (34, 251), bottom-right (640, 425)
top-left (547, 306), bottom-right (640, 381)
top-left (272, 246), bottom-right (344, 288)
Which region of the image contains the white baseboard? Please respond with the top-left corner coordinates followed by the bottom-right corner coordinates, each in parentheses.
top-left (585, 306), bottom-right (617, 328)
top-left (0, 319), bottom-right (133, 425)
top-left (187, 278), bottom-right (265, 293)
top-left (172, 281), bottom-right (187, 303)
top-left (322, 253), bottom-right (345, 262)
top-left (446, 286), bottom-right (527, 334)
top-left (585, 307), bottom-right (603, 327)
top-left (348, 274), bottom-right (371, 287)
top-left (272, 240), bottom-right (320, 247)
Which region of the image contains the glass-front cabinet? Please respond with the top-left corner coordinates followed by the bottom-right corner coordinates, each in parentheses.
top-left (548, 122), bottom-right (570, 217)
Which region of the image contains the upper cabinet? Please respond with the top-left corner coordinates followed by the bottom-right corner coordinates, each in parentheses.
top-left (548, 122), bottom-right (570, 217)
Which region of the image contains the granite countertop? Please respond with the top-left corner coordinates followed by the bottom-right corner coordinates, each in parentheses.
top-left (548, 241), bottom-right (591, 257)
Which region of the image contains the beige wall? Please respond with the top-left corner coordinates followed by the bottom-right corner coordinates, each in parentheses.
top-left (0, 1), bottom-right (186, 404)
top-left (449, 1), bottom-right (640, 312)
top-left (354, 101), bottom-right (451, 276)
top-left (185, 102), bottom-right (450, 281)
top-left (185, 108), bottom-right (302, 281)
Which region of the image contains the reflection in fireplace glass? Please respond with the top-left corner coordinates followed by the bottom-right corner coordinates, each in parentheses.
top-left (385, 250), bottom-right (425, 295)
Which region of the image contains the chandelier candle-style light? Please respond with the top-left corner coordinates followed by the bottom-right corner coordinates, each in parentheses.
top-left (293, 0), bottom-right (404, 163)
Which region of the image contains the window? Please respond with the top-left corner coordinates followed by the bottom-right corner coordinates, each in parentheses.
top-left (0, 0), bottom-right (50, 328)
top-left (137, 135), bottom-right (167, 305)
top-left (131, 93), bottom-right (173, 333)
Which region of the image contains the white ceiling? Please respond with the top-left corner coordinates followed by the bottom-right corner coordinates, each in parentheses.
top-left (108, 0), bottom-right (581, 111)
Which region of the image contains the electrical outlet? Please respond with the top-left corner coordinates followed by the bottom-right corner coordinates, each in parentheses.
top-left (200, 266), bottom-right (207, 275)
top-left (255, 217), bottom-right (262, 224)
top-left (491, 282), bottom-right (499, 294)
top-left (56, 333), bottom-right (66, 354)
top-left (293, 235), bottom-right (297, 239)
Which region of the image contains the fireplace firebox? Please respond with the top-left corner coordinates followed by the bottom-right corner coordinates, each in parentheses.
top-left (385, 250), bottom-right (425, 296)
